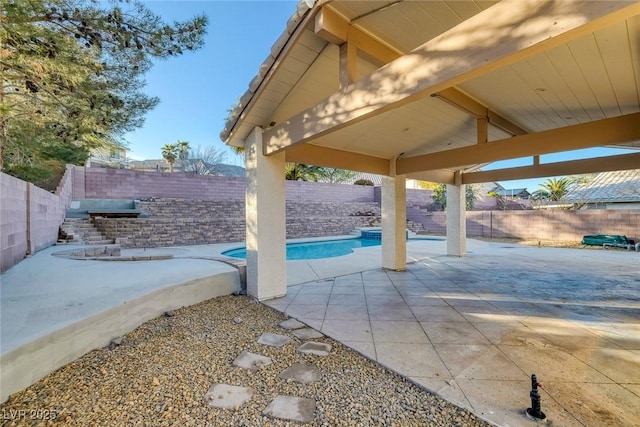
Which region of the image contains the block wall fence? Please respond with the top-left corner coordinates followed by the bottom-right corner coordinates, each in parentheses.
top-left (1, 166), bottom-right (75, 272)
top-left (423, 210), bottom-right (640, 242)
top-left (2, 166), bottom-right (639, 271)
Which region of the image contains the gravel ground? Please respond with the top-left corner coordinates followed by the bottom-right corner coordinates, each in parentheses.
top-left (1, 295), bottom-right (491, 426)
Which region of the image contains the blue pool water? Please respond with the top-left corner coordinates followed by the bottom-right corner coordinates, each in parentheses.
top-left (222, 236), bottom-right (444, 260)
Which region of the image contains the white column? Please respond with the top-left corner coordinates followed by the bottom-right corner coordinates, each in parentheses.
top-left (381, 160), bottom-right (406, 270)
top-left (245, 127), bottom-right (286, 300)
top-left (446, 170), bottom-right (466, 257)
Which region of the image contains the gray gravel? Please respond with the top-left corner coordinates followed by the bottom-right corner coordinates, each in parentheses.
top-left (0, 295), bottom-right (491, 426)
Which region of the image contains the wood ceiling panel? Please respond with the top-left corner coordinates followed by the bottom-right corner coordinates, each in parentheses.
top-left (524, 53), bottom-right (586, 126)
top-left (279, 56), bottom-right (313, 76)
top-left (445, 0), bottom-right (486, 21)
top-left (288, 43), bottom-right (324, 65)
top-left (567, 35), bottom-right (621, 118)
top-left (594, 22), bottom-right (640, 115)
top-left (461, 67), bottom-right (558, 133)
top-left (629, 15), bottom-right (640, 107)
top-left (508, 61), bottom-right (570, 129)
top-left (543, 44), bottom-right (605, 122)
top-left (297, 30), bottom-right (328, 54)
top-left (271, 46), bottom-right (339, 124)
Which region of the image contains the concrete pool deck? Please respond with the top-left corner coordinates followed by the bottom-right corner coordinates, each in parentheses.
top-left (1, 238), bottom-right (639, 426)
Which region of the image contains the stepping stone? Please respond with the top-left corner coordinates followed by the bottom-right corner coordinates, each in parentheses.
top-left (262, 395), bottom-right (315, 423)
top-left (279, 319), bottom-right (306, 330)
top-left (233, 350), bottom-right (272, 371)
top-left (257, 333), bottom-right (291, 347)
top-left (204, 384), bottom-right (253, 409)
top-left (291, 328), bottom-right (324, 340)
top-left (278, 363), bottom-right (321, 384)
top-left (297, 341), bottom-right (332, 356)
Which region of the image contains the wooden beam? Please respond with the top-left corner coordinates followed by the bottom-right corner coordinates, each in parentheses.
top-left (406, 170), bottom-right (455, 185)
top-left (315, 6), bottom-right (400, 65)
top-left (463, 152), bottom-right (640, 184)
top-left (265, 0), bottom-right (639, 154)
top-left (477, 117), bottom-right (488, 144)
top-left (488, 110), bottom-right (528, 136)
top-left (396, 112), bottom-right (640, 174)
top-left (339, 42), bottom-right (357, 89)
top-left (314, 6), bottom-right (347, 45)
top-left (432, 88), bottom-right (527, 136)
top-left (285, 144), bottom-right (389, 175)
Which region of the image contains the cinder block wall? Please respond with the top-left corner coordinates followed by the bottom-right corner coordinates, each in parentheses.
top-left (1, 166), bottom-right (74, 272)
top-left (422, 210), bottom-right (640, 242)
top-left (1, 174), bottom-right (28, 272)
top-left (79, 168), bottom-right (246, 200)
top-left (78, 168), bottom-right (376, 203)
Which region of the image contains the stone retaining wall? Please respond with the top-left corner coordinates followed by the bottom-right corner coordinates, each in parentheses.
top-left (95, 199), bottom-right (387, 248)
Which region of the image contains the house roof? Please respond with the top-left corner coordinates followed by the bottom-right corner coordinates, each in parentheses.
top-left (221, 1), bottom-right (640, 185)
top-left (128, 159), bottom-right (245, 177)
top-left (492, 188), bottom-right (530, 197)
top-left (566, 169), bottom-right (640, 203)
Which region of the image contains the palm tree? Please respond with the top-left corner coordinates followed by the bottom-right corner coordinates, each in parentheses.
top-left (532, 177), bottom-right (572, 201)
top-left (176, 140), bottom-right (191, 161)
top-left (161, 143), bottom-right (178, 173)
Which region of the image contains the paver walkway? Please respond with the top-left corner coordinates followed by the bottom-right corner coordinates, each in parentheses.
top-left (265, 245), bottom-right (640, 427)
top-left (212, 320), bottom-right (326, 423)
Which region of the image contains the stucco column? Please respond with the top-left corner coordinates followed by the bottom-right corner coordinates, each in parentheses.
top-left (245, 127), bottom-right (286, 300)
top-left (446, 170), bottom-right (466, 257)
top-left (381, 160), bottom-right (406, 270)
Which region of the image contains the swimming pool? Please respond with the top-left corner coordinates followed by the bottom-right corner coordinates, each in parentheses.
top-left (222, 236), bottom-right (444, 260)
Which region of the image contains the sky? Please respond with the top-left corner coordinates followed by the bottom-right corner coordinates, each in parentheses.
top-left (124, 1), bottom-right (634, 193)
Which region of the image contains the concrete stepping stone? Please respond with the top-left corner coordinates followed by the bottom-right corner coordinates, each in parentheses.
top-left (279, 318), bottom-right (306, 330)
top-left (262, 395), bottom-right (315, 423)
top-left (257, 333), bottom-right (291, 347)
top-left (278, 363), bottom-right (321, 384)
top-left (297, 341), bottom-right (332, 356)
top-left (291, 327), bottom-right (324, 340)
top-left (204, 384), bottom-right (253, 409)
top-left (232, 350), bottom-right (272, 371)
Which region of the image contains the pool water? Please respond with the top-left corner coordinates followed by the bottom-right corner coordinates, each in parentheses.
top-left (222, 236), bottom-right (445, 260)
top-left (223, 238), bottom-right (382, 260)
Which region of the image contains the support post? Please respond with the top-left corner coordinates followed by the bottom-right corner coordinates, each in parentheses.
top-left (446, 170), bottom-right (466, 257)
top-left (245, 127), bottom-right (286, 300)
top-left (381, 159), bottom-right (406, 270)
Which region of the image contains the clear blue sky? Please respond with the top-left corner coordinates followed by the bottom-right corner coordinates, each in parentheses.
top-left (124, 1), bottom-right (298, 166)
top-left (124, 1), bottom-right (634, 193)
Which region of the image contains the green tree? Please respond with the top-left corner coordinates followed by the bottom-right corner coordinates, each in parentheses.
top-left (432, 183), bottom-right (477, 211)
top-left (417, 180), bottom-right (439, 190)
top-left (316, 167), bottom-right (357, 184)
top-left (1, 0), bottom-right (207, 186)
top-left (285, 163), bottom-right (322, 181)
top-left (161, 143), bottom-right (178, 173)
top-left (531, 177), bottom-right (573, 201)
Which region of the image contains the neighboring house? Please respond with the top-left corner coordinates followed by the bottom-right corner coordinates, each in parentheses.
top-left (566, 169), bottom-right (640, 210)
top-left (128, 159), bottom-right (168, 171)
top-left (489, 187), bottom-right (531, 199)
top-left (128, 158), bottom-right (245, 177)
top-left (87, 146), bottom-right (128, 168)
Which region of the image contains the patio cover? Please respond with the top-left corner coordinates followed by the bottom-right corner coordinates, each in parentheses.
top-left (220, 0), bottom-right (640, 299)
